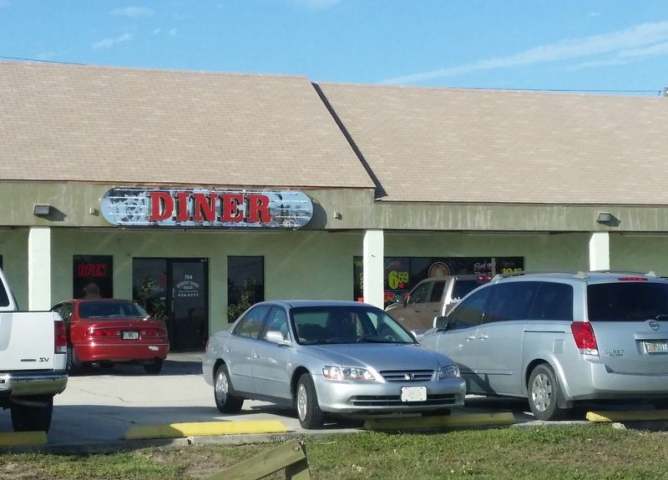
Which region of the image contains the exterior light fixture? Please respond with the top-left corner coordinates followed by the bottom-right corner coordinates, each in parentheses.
top-left (596, 212), bottom-right (614, 224)
top-left (33, 204), bottom-right (52, 216)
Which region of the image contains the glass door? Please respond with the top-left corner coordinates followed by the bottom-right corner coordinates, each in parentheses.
top-left (171, 259), bottom-right (208, 351)
top-left (133, 257), bottom-right (208, 351)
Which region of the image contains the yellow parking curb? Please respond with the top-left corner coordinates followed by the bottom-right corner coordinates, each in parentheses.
top-left (364, 412), bottom-right (516, 430)
top-left (124, 420), bottom-right (288, 440)
top-left (0, 431), bottom-right (47, 447)
top-left (586, 410), bottom-right (668, 422)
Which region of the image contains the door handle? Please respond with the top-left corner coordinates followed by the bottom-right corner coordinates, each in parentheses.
top-left (252, 352), bottom-right (260, 359)
top-left (466, 335), bottom-right (476, 341)
top-left (478, 334), bottom-right (489, 340)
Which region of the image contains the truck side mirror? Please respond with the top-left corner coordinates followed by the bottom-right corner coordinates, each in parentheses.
top-left (434, 316), bottom-right (449, 330)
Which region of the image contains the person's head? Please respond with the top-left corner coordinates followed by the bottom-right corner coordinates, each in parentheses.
top-left (83, 282), bottom-right (101, 298)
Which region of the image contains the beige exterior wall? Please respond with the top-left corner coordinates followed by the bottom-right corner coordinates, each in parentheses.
top-left (3, 181), bottom-right (668, 340)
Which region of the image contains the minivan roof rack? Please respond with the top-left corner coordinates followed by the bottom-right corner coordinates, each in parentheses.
top-left (588, 270), bottom-right (658, 277)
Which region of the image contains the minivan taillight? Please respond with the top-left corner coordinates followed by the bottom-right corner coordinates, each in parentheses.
top-left (571, 322), bottom-right (598, 355)
top-left (55, 320), bottom-right (67, 354)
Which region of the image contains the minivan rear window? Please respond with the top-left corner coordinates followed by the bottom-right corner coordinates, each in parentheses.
top-left (588, 282), bottom-right (668, 321)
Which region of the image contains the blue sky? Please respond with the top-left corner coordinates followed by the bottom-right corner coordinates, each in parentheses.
top-left (1, 1), bottom-right (668, 95)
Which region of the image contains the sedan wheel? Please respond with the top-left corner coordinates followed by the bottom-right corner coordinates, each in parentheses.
top-left (528, 364), bottom-right (566, 421)
top-left (214, 364), bottom-right (244, 414)
top-left (296, 373), bottom-right (324, 429)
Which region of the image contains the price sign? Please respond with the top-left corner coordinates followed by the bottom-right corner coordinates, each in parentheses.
top-left (388, 271), bottom-right (409, 289)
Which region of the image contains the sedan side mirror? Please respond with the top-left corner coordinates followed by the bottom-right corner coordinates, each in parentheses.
top-left (265, 330), bottom-right (290, 345)
top-left (434, 316), bottom-right (449, 330)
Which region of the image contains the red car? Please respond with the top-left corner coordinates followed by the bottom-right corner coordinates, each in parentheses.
top-left (50, 298), bottom-right (169, 375)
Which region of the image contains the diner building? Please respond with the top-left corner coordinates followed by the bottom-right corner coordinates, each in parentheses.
top-left (2, 61), bottom-right (668, 350)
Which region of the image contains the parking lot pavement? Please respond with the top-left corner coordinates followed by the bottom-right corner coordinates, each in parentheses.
top-left (0, 353), bottom-right (598, 448)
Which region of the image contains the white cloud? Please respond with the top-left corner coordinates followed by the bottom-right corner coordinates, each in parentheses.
top-left (111, 6), bottom-right (154, 18)
top-left (618, 40), bottom-right (668, 58)
top-left (380, 21), bottom-right (668, 84)
top-left (169, 28), bottom-right (177, 36)
top-left (92, 33), bottom-right (133, 51)
top-left (152, 28), bottom-right (162, 35)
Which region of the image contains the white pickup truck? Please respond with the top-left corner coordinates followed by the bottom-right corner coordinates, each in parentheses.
top-left (0, 268), bottom-right (68, 432)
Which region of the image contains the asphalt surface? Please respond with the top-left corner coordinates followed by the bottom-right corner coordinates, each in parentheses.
top-left (0, 352), bottom-right (652, 450)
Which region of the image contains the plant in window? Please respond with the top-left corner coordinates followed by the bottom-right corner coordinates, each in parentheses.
top-left (136, 278), bottom-right (168, 323)
top-left (228, 277), bottom-right (260, 322)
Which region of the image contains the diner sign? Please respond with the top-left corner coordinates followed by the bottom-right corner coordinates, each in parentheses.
top-left (101, 187), bottom-right (313, 228)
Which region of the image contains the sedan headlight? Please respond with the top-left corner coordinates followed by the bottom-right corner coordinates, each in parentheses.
top-left (436, 365), bottom-right (460, 380)
top-left (322, 366), bottom-right (377, 381)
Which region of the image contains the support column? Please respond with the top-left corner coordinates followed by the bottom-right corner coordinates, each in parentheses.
top-left (363, 229), bottom-right (384, 308)
top-left (28, 227), bottom-right (52, 310)
top-left (589, 232), bottom-right (610, 271)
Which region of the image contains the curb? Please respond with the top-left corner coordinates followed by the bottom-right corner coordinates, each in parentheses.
top-left (586, 410), bottom-right (668, 422)
top-left (0, 431), bottom-right (48, 447)
top-left (364, 412), bottom-right (516, 430)
top-left (124, 420), bottom-right (288, 440)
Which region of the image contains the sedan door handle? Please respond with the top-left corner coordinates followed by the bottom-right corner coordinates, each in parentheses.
top-left (466, 335), bottom-right (476, 341)
top-left (252, 352), bottom-right (260, 359)
top-left (477, 334), bottom-right (489, 340)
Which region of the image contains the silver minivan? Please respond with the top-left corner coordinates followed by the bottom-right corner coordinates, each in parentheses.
top-left (420, 271), bottom-right (668, 420)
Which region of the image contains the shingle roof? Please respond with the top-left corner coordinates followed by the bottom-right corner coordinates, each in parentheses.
top-left (3, 61), bottom-right (668, 207)
top-left (318, 83), bottom-right (668, 204)
top-left (0, 62), bottom-right (374, 189)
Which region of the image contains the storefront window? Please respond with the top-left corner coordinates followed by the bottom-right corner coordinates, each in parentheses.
top-left (132, 259), bottom-right (168, 321)
top-left (227, 256), bottom-right (264, 322)
top-left (73, 255), bottom-right (113, 298)
top-left (354, 256), bottom-right (524, 307)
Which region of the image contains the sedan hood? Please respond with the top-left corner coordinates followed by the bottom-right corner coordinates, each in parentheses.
top-left (304, 343), bottom-right (453, 370)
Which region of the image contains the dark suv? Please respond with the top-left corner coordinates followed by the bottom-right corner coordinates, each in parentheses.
top-left (421, 271), bottom-right (668, 420)
top-left (385, 274), bottom-right (490, 338)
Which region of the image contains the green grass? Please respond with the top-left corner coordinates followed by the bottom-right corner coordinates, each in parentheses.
top-left (2, 425), bottom-right (668, 479)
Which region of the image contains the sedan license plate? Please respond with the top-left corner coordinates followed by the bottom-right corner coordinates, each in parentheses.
top-left (122, 330), bottom-right (139, 340)
top-left (644, 341), bottom-right (668, 354)
top-left (401, 386), bottom-right (427, 402)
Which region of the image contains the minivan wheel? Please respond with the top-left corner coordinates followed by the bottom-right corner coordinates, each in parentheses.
top-left (296, 373), bottom-right (325, 429)
top-left (528, 364), bottom-right (566, 421)
top-left (214, 364), bottom-right (244, 413)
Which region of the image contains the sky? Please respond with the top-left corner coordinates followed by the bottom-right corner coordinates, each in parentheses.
top-left (1, 1), bottom-right (668, 96)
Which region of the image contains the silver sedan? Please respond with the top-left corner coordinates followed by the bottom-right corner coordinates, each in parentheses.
top-left (202, 300), bottom-right (466, 429)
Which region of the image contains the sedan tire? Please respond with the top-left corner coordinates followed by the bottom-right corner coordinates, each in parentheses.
top-left (296, 373), bottom-right (325, 429)
top-left (143, 359), bottom-right (163, 375)
top-left (214, 364), bottom-right (244, 413)
top-left (528, 364), bottom-right (566, 421)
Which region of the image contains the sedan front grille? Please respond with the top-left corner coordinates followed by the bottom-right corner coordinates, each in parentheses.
top-left (350, 394), bottom-right (457, 407)
top-left (380, 369), bottom-right (434, 382)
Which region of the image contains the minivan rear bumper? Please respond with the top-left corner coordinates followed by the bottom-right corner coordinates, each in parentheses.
top-left (569, 362), bottom-right (668, 401)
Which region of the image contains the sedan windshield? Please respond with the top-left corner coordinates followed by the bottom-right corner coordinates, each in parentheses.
top-left (79, 301), bottom-right (149, 319)
top-left (291, 306), bottom-right (416, 345)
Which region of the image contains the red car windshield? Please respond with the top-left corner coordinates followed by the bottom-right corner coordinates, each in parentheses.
top-left (78, 301), bottom-right (149, 319)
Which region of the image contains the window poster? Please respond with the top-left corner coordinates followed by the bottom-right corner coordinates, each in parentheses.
top-left (353, 256), bottom-right (524, 307)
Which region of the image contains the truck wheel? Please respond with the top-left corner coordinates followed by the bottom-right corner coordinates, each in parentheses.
top-left (11, 396), bottom-right (54, 432)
